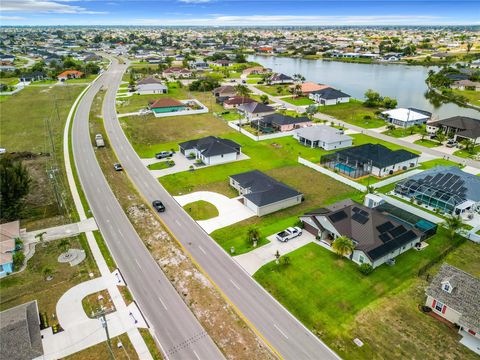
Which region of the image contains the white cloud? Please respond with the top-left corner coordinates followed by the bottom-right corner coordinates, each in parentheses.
top-left (1, 0), bottom-right (106, 14)
top-left (0, 15), bottom-right (27, 21)
top-left (178, 0), bottom-right (212, 3)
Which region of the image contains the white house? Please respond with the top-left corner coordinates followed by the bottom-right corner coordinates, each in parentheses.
top-left (382, 108), bottom-right (431, 128)
top-left (178, 136), bottom-right (241, 166)
top-left (136, 77), bottom-right (168, 95)
top-left (309, 87), bottom-right (351, 106)
top-left (294, 125), bottom-right (353, 150)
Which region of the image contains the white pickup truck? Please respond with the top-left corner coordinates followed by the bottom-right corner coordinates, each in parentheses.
top-left (276, 227), bottom-right (302, 242)
top-left (95, 134), bottom-right (105, 148)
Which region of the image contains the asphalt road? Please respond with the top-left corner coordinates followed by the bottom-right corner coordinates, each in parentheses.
top-left (103, 60), bottom-right (340, 360)
top-left (72, 65), bottom-right (225, 360)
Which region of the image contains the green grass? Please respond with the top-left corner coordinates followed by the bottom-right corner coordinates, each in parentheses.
top-left (93, 231), bottom-right (116, 272)
top-left (282, 96), bottom-right (315, 106)
top-left (147, 161), bottom-right (171, 170)
top-left (414, 139), bottom-right (440, 148)
top-left (255, 84), bottom-right (292, 96)
top-left (452, 89), bottom-right (480, 105)
top-left (0, 77), bottom-right (19, 86)
top-left (254, 228), bottom-right (473, 359)
top-left (246, 79), bottom-right (261, 84)
top-left (382, 125), bottom-right (426, 138)
top-left (183, 200), bottom-right (219, 220)
top-left (453, 146), bottom-right (480, 159)
top-left (65, 74), bottom-right (97, 84)
top-left (419, 158), bottom-right (463, 170)
top-left (220, 111), bottom-right (242, 121)
top-left (317, 100), bottom-right (385, 128)
top-left (139, 328), bottom-right (164, 360)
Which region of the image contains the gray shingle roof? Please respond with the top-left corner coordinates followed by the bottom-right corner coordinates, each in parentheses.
top-left (429, 116), bottom-right (480, 140)
top-left (238, 102), bottom-right (275, 114)
top-left (179, 136), bottom-right (240, 157)
top-left (425, 264), bottom-right (480, 333)
top-left (295, 125), bottom-right (352, 143)
top-left (310, 87), bottom-right (350, 99)
top-left (257, 113), bottom-right (311, 127)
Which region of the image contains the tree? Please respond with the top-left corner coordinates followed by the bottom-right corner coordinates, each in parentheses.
top-left (274, 250), bottom-right (281, 265)
top-left (364, 89), bottom-right (382, 107)
top-left (467, 42), bottom-right (473, 53)
top-left (332, 236), bottom-right (355, 257)
top-left (42, 267), bottom-right (53, 281)
top-left (444, 215), bottom-right (464, 241)
top-left (0, 155), bottom-right (31, 221)
top-left (259, 94), bottom-right (269, 104)
top-left (281, 256), bottom-right (290, 266)
top-left (461, 138), bottom-right (476, 154)
top-left (247, 227), bottom-right (260, 247)
top-left (382, 96), bottom-right (397, 109)
top-left (293, 83), bottom-right (302, 97)
top-left (234, 84), bottom-right (250, 98)
top-left (58, 238), bottom-right (71, 254)
top-left (435, 130), bottom-right (447, 145)
top-left (13, 251), bottom-right (25, 271)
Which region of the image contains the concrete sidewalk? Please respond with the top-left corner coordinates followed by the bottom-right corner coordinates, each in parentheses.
top-left (22, 218), bottom-right (98, 244)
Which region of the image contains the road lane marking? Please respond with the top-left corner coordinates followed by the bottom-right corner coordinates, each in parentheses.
top-left (193, 350), bottom-right (201, 360)
top-left (229, 279), bottom-right (240, 290)
top-left (198, 246), bottom-right (206, 255)
top-left (157, 296), bottom-right (168, 310)
top-left (175, 220), bottom-right (182, 226)
top-left (273, 323), bottom-right (289, 339)
top-left (134, 259), bottom-right (142, 270)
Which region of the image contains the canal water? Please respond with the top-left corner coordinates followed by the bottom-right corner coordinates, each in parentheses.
top-left (248, 55), bottom-right (479, 119)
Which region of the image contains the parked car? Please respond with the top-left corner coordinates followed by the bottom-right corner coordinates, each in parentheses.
top-left (155, 151), bottom-right (174, 159)
top-left (229, 79), bottom-right (236, 83)
top-left (241, 80), bottom-right (246, 84)
top-left (275, 227), bottom-right (302, 242)
top-left (152, 200), bottom-right (165, 212)
top-left (95, 134), bottom-right (105, 147)
top-left (446, 140), bottom-right (458, 148)
top-left (113, 163), bottom-right (123, 171)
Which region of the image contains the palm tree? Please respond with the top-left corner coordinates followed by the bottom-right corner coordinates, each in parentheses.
top-left (436, 130), bottom-right (447, 145)
top-left (42, 266), bottom-right (53, 281)
top-left (235, 84), bottom-right (251, 129)
top-left (275, 250), bottom-right (281, 265)
top-left (293, 83), bottom-right (302, 98)
top-left (332, 236), bottom-right (355, 257)
top-left (444, 215), bottom-right (464, 241)
top-left (247, 227), bottom-right (260, 247)
top-left (58, 238), bottom-right (71, 254)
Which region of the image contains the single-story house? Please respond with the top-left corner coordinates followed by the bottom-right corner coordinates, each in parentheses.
top-left (19, 71), bottom-right (46, 83)
top-left (300, 199), bottom-right (423, 268)
top-left (445, 73), bottom-right (470, 81)
top-left (162, 67), bottom-right (192, 78)
top-left (252, 113), bottom-right (313, 133)
top-left (237, 102), bottom-right (276, 121)
top-left (290, 82), bottom-right (329, 96)
top-left (190, 61), bottom-right (209, 70)
top-left (0, 220), bottom-right (19, 278)
top-left (223, 96), bottom-right (256, 109)
top-left (178, 136), bottom-right (241, 166)
top-left (394, 166), bottom-right (480, 217)
top-left (425, 264), bottom-right (480, 354)
top-left (83, 54), bottom-right (103, 62)
top-left (294, 125), bottom-right (353, 150)
top-left (212, 85), bottom-right (236, 98)
top-left (451, 79), bottom-right (480, 91)
top-left (426, 116), bottom-right (480, 143)
top-left (269, 73), bottom-right (293, 84)
top-left (309, 87), bottom-right (351, 106)
top-left (136, 77), bottom-right (168, 95)
top-left (57, 70), bottom-right (84, 81)
top-left (382, 108), bottom-right (431, 128)
top-left (230, 170), bottom-right (303, 216)
top-left (320, 143), bottom-right (419, 178)
top-left (0, 301), bottom-right (44, 359)
top-left (149, 98), bottom-right (187, 114)
top-left (213, 60), bottom-right (233, 67)
top-left (242, 66), bottom-right (268, 76)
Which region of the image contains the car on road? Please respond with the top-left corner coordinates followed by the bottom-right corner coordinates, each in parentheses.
top-left (276, 227), bottom-right (302, 242)
top-left (113, 163), bottom-right (123, 171)
top-left (155, 151), bottom-right (174, 159)
top-left (152, 200), bottom-right (166, 212)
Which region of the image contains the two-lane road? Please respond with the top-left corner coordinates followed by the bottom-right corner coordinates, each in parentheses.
top-left (72, 63), bottom-right (224, 359)
top-left (103, 60), bottom-right (340, 360)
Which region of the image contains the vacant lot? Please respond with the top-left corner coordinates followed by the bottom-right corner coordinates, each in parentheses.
top-left (382, 125), bottom-right (425, 138)
top-left (452, 89), bottom-right (480, 106)
top-left (317, 100), bottom-right (385, 128)
top-left (255, 84), bottom-right (292, 96)
top-left (283, 96), bottom-right (315, 106)
top-left (183, 200), bottom-right (219, 220)
top-left (254, 229), bottom-right (478, 360)
top-left (65, 334), bottom-right (140, 360)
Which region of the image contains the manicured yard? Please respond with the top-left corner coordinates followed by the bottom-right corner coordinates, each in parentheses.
top-left (147, 161), bottom-right (172, 170)
top-left (183, 200), bottom-right (219, 220)
top-left (452, 89), bottom-right (480, 105)
top-left (0, 77), bottom-right (19, 86)
top-left (65, 74), bottom-right (98, 84)
top-left (255, 84), bottom-right (292, 96)
top-left (454, 145), bottom-right (480, 159)
top-left (282, 96), bottom-right (315, 106)
top-left (220, 111), bottom-right (242, 121)
top-left (414, 139), bottom-right (440, 148)
top-left (317, 100), bottom-right (386, 128)
top-left (254, 229), bottom-right (478, 360)
top-left (382, 125), bottom-right (426, 138)
top-left (419, 158), bottom-right (463, 170)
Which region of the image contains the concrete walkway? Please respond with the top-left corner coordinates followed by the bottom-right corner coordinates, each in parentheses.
top-left (174, 191), bottom-right (256, 234)
top-left (234, 232), bottom-right (316, 275)
top-left (22, 218), bottom-right (98, 244)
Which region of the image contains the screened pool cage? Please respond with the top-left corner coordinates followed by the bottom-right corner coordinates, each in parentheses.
top-left (320, 153), bottom-right (372, 178)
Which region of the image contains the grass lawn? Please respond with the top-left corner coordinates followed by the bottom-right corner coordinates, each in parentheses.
top-left (65, 333), bottom-right (140, 360)
top-left (282, 96), bottom-right (315, 106)
top-left (419, 158), bottom-right (463, 170)
top-left (453, 146), bottom-right (480, 159)
top-left (414, 139), bottom-right (440, 148)
top-left (317, 100), bottom-right (385, 128)
top-left (183, 200), bottom-right (219, 220)
top-left (255, 84), bottom-right (292, 96)
top-left (452, 89), bottom-right (480, 106)
top-left (350, 133), bottom-right (421, 154)
top-left (382, 125), bottom-right (425, 138)
top-left (65, 74), bottom-right (97, 84)
top-left (147, 161), bottom-right (172, 170)
top-left (0, 77), bottom-right (19, 86)
top-left (254, 229), bottom-right (478, 360)
top-left (246, 79), bottom-right (261, 84)
top-left (220, 111), bottom-right (242, 121)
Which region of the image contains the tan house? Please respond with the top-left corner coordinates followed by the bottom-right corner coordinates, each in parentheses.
top-left (451, 79), bottom-right (480, 91)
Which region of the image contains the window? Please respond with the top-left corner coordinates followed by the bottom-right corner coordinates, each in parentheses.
top-left (435, 301), bottom-right (444, 312)
top-left (359, 255), bottom-right (364, 264)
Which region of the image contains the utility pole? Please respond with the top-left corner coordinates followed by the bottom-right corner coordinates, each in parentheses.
top-left (93, 309), bottom-right (115, 360)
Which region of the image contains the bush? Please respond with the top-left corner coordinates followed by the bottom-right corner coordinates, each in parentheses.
top-left (13, 251), bottom-right (25, 271)
top-left (359, 263), bottom-right (373, 275)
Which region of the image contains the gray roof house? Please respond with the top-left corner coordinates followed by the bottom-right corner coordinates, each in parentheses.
top-left (295, 125), bottom-right (353, 150)
top-left (230, 170), bottom-right (303, 216)
top-left (136, 77), bottom-right (168, 95)
top-left (0, 301), bottom-right (44, 360)
top-left (237, 102), bottom-right (276, 120)
top-left (426, 116), bottom-right (480, 143)
top-left (425, 264), bottom-right (480, 354)
top-left (309, 87), bottom-right (351, 106)
top-left (179, 136), bottom-right (241, 166)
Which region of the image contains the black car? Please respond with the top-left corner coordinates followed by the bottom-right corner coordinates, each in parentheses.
top-left (152, 200), bottom-right (166, 212)
top-left (113, 163), bottom-right (123, 171)
top-left (155, 151), bottom-right (174, 159)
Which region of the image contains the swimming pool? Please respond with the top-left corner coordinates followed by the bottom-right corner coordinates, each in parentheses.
top-left (335, 163), bottom-right (356, 173)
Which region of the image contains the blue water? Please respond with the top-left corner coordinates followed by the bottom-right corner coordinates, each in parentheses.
top-left (335, 163), bottom-right (356, 173)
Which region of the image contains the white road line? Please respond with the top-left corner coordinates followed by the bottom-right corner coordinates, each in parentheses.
top-left (198, 246), bottom-right (206, 255)
top-left (193, 350), bottom-right (201, 360)
top-left (229, 279), bottom-right (240, 290)
top-left (273, 323), bottom-right (289, 339)
top-left (134, 259), bottom-right (142, 270)
top-left (157, 296), bottom-right (168, 310)
top-left (175, 220), bottom-right (182, 226)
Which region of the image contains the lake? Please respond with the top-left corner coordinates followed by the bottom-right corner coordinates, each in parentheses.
top-left (248, 55), bottom-right (479, 119)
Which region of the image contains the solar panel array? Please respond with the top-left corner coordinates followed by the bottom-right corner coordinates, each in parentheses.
top-left (411, 172), bottom-right (467, 197)
top-left (329, 210), bottom-right (348, 223)
top-left (352, 212), bottom-right (369, 224)
top-left (376, 221), bottom-right (394, 233)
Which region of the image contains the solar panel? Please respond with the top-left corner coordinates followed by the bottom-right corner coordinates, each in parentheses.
top-left (352, 207), bottom-right (361, 213)
top-left (359, 210), bottom-right (369, 217)
top-left (389, 225), bottom-right (407, 237)
top-left (379, 233), bottom-right (392, 243)
top-left (352, 213), bottom-right (369, 224)
top-left (329, 210), bottom-right (347, 223)
top-left (377, 221), bottom-right (394, 233)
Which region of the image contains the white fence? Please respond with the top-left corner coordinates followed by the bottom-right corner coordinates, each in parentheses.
top-left (0, 82), bottom-right (26, 96)
top-left (153, 99), bottom-right (208, 118)
top-left (227, 121), bottom-right (296, 141)
top-left (372, 169), bottom-right (423, 189)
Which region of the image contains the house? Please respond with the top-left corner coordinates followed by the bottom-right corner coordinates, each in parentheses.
top-left (0, 301), bottom-right (44, 359)
top-left (252, 113), bottom-right (313, 133)
top-left (83, 54), bottom-right (103, 62)
top-left (300, 199), bottom-right (424, 268)
top-left (213, 59), bottom-right (233, 67)
top-left (242, 66), bottom-right (268, 76)
top-left (223, 96), bottom-right (256, 109)
top-left (57, 69), bottom-right (84, 81)
top-left (320, 143), bottom-right (419, 178)
top-left (445, 73), bottom-right (470, 81)
top-left (149, 98), bottom-right (187, 114)
top-left (425, 264), bottom-right (480, 354)
top-left (237, 102), bottom-right (276, 121)
top-left (230, 170), bottom-right (303, 216)
top-left (190, 61), bottom-right (209, 70)
top-left (257, 46), bottom-right (274, 53)
top-left (0, 220), bottom-right (19, 278)
top-left (395, 166), bottom-right (480, 217)
top-left (162, 67), bottom-right (192, 78)
top-left (269, 73), bottom-right (293, 84)
top-left (290, 82), bottom-right (329, 96)
top-left (19, 71), bottom-right (46, 83)
top-left (426, 116), bottom-right (480, 143)
top-left (294, 125), bottom-right (353, 150)
top-left (136, 77), bottom-right (168, 95)
top-left (178, 136), bottom-right (241, 166)
top-left (309, 87), bottom-right (351, 106)
top-left (451, 79), bottom-right (480, 91)
top-left (212, 85), bottom-right (236, 98)
top-left (381, 108), bottom-right (431, 128)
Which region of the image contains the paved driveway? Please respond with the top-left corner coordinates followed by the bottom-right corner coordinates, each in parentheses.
top-left (174, 191), bottom-right (255, 234)
top-left (234, 232), bottom-right (316, 275)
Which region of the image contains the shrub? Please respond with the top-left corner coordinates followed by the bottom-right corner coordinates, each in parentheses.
top-left (13, 251), bottom-right (25, 271)
top-left (359, 263), bottom-right (373, 275)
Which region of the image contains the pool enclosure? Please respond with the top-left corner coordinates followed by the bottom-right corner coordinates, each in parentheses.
top-left (320, 152), bottom-right (372, 178)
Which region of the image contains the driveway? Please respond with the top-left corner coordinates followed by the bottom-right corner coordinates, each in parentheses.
top-left (234, 232), bottom-right (316, 275)
top-left (174, 191), bottom-right (255, 234)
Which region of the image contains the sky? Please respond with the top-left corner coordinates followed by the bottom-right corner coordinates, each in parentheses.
top-left (0, 0), bottom-right (479, 26)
